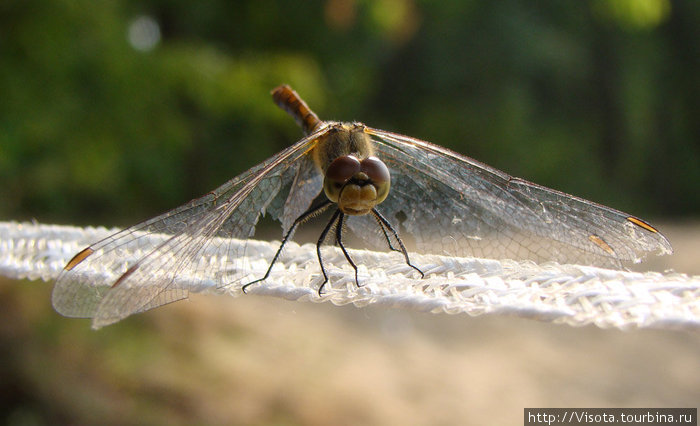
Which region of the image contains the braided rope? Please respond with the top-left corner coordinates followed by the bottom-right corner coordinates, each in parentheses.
top-left (1, 221), bottom-right (698, 330)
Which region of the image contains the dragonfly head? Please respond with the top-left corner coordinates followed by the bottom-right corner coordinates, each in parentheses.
top-left (323, 155), bottom-right (391, 216)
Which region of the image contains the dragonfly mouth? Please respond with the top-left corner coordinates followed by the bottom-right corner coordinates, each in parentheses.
top-left (337, 179), bottom-right (378, 216)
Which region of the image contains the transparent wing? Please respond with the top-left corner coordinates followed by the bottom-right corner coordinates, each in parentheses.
top-left (52, 128), bottom-right (326, 327)
top-left (355, 127), bottom-right (672, 266)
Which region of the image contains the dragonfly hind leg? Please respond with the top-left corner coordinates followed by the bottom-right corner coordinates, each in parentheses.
top-left (241, 200), bottom-right (332, 293)
top-left (315, 209), bottom-right (342, 296)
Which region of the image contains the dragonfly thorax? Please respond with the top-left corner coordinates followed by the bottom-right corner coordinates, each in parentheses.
top-left (312, 122), bottom-right (373, 172)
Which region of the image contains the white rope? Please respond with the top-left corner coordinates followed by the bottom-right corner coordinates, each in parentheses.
top-left (1, 221), bottom-right (698, 330)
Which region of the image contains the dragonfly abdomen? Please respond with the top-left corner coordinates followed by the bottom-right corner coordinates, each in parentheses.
top-left (271, 85), bottom-right (322, 135)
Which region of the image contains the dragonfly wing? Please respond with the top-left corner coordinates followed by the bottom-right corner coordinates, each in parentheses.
top-left (52, 130), bottom-right (325, 326)
top-left (273, 150), bottom-right (322, 236)
top-left (366, 128), bottom-right (672, 266)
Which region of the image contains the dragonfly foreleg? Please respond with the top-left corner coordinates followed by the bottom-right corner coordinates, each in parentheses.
top-left (371, 208), bottom-right (425, 279)
top-left (373, 214), bottom-right (401, 252)
top-left (335, 212), bottom-right (360, 288)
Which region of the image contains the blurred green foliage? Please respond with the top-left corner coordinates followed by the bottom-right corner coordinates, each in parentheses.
top-left (1, 0), bottom-right (698, 227)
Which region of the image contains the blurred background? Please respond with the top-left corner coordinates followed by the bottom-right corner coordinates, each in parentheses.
top-left (1, 0), bottom-right (698, 424)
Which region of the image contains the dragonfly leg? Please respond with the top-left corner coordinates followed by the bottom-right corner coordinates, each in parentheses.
top-left (371, 208), bottom-right (425, 278)
top-left (242, 200), bottom-right (332, 293)
top-left (335, 213), bottom-right (360, 288)
top-left (373, 214), bottom-right (400, 252)
top-left (316, 209), bottom-right (341, 296)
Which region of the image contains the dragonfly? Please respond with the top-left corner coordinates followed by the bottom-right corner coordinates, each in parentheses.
top-left (52, 85), bottom-right (672, 326)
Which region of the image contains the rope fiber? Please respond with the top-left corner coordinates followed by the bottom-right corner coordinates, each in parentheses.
top-left (1, 221), bottom-right (698, 330)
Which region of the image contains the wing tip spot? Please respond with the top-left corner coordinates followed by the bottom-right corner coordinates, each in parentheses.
top-left (626, 217), bottom-right (659, 233)
top-left (64, 247), bottom-right (94, 271)
top-left (112, 264), bottom-right (139, 288)
top-left (589, 234), bottom-right (616, 256)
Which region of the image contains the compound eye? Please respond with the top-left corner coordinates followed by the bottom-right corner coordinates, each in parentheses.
top-left (360, 156), bottom-right (391, 203)
top-left (360, 157), bottom-right (390, 185)
top-left (326, 155), bottom-right (361, 183)
top-left (323, 155), bottom-right (361, 203)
